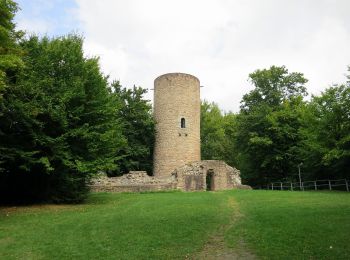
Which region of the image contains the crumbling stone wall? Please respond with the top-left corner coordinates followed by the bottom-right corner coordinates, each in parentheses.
top-left (172, 160), bottom-right (247, 191)
top-left (90, 162), bottom-right (250, 192)
top-left (90, 171), bottom-right (177, 193)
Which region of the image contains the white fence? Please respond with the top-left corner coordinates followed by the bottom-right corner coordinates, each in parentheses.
top-left (266, 179), bottom-right (349, 192)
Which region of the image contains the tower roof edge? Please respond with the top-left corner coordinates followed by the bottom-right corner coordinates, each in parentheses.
top-left (154, 72), bottom-right (200, 84)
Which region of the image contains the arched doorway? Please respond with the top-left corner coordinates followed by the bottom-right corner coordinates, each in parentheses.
top-left (206, 169), bottom-right (214, 191)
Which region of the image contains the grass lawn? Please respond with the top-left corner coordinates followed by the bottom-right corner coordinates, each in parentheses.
top-left (0, 190), bottom-right (349, 259)
top-left (225, 190), bottom-right (350, 259)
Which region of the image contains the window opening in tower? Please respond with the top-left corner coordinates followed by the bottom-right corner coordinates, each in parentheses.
top-left (181, 118), bottom-right (186, 128)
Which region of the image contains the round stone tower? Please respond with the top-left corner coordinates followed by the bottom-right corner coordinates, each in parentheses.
top-left (153, 73), bottom-right (201, 178)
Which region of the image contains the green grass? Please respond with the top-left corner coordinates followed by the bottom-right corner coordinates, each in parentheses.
top-left (0, 192), bottom-right (232, 259)
top-left (225, 190), bottom-right (350, 259)
top-left (0, 190), bottom-right (349, 259)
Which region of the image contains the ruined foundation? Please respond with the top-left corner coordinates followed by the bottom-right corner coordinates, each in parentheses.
top-left (89, 171), bottom-right (177, 193)
top-left (173, 160), bottom-right (245, 191)
top-left (90, 161), bottom-right (251, 192)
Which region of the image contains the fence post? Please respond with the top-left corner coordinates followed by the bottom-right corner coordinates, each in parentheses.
top-left (270, 179), bottom-right (348, 192)
top-left (345, 180), bottom-right (349, 192)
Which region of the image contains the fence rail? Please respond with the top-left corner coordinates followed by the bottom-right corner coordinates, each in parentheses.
top-left (264, 179), bottom-right (349, 192)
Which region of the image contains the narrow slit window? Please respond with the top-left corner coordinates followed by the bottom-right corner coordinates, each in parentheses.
top-left (181, 118), bottom-right (186, 128)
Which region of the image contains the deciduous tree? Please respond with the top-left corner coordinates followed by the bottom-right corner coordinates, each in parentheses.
top-left (234, 66), bottom-right (308, 186)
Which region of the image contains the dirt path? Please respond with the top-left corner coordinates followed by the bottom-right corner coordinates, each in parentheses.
top-left (193, 196), bottom-right (257, 260)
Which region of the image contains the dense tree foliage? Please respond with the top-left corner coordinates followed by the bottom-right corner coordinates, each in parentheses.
top-left (300, 81), bottom-right (350, 180)
top-left (200, 101), bottom-right (237, 167)
top-left (201, 101), bottom-right (226, 160)
top-left (0, 35), bottom-right (124, 202)
top-left (201, 66), bottom-right (350, 187)
top-left (0, 1), bottom-right (154, 203)
top-left (111, 82), bottom-right (154, 176)
top-left (232, 66), bottom-right (308, 185)
top-left (0, 0), bottom-right (24, 94)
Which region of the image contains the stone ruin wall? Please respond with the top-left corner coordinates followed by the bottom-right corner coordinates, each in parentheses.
top-left (90, 171), bottom-right (177, 193)
top-left (173, 160), bottom-right (245, 191)
top-left (90, 161), bottom-right (250, 192)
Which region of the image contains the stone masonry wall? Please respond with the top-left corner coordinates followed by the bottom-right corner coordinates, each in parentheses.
top-left (90, 171), bottom-right (177, 193)
top-left (153, 73), bottom-right (201, 178)
top-left (172, 160), bottom-right (248, 191)
top-left (90, 163), bottom-right (250, 192)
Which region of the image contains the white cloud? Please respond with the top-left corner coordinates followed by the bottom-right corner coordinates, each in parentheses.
top-left (73, 0), bottom-right (350, 111)
top-left (84, 42), bottom-right (129, 82)
top-left (16, 17), bottom-right (53, 35)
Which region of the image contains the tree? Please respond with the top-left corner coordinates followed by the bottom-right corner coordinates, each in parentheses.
top-left (0, 0), bottom-right (24, 96)
top-left (0, 35), bottom-right (125, 203)
top-left (234, 66), bottom-right (308, 186)
top-left (201, 101), bottom-right (226, 160)
top-left (241, 66), bottom-right (307, 112)
top-left (300, 82), bottom-right (350, 180)
top-left (200, 101), bottom-right (238, 168)
top-left (111, 82), bottom-right (155, 176)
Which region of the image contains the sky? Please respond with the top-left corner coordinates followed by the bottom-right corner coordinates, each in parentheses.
top-left (15, 0), bottom-right (350, 112)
